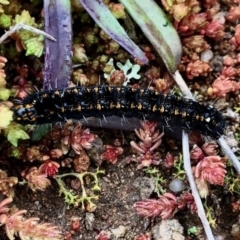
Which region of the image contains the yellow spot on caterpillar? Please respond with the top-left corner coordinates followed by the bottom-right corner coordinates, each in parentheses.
top-left (94, 87), bottom-right (98, 93)
top-left (116, 102), bottom-right (121, 109)
top-left (30, 117), bottom-right (36, 122)
top-left (110, 103), bottom-right (115, 109)
top-left (131, 88), bottom-right (137, 92)
top-left (138, 103), bottom-right (142, 110)
top-left (182, 111), bottom-right (187, 118)
top-left (152, 105), bottom-right (157, 112)
top-left (160, 106), bottom-right (164, 113)
top-left (97, 103), bottom-right (101, 110)
top-left (174, 108), bottom-right (179, 115)
top-left (76, 105), bottom-right (81, 111)
top-left (25, 104), bottom-right (33, 109)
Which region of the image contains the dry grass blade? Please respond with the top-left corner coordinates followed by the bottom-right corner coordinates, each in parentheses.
top-left (0, 23), bottom-right (56, 44)
top-left (182, 131), bottom-right (215, 240)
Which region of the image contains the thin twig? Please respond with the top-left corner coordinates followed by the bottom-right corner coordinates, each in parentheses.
top-left (218, 136), bottom-right (240, 175)
top-left (172, 70), bottom-right (194, 99)
top-left (182, 131), bottom-right (215, 240)
top-left (0, 23), bottom-right (56, 44)
top-left (173, 70), bottom-right (215, 238)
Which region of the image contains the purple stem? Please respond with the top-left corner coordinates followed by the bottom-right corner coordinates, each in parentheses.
top-left (79, 0), bottom-right (148, 64)
top-left (43, 0), bottom-right (72, 90)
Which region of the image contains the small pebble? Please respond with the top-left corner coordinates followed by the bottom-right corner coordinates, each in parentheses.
top-left (110, 225), bottom-right (126, 238)
top-left (201, 49), bottom-right (214, 62)
top-left (169, 178), bottom-right (186, 193)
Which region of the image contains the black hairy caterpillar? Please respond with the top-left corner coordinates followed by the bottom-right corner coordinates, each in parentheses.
top-left (13, 86), bottom-right (225, 139)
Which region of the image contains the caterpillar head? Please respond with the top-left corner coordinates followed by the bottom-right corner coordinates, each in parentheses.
top-left (13, 104), bottom-right (37, 123)
top-left (204, 105), bottom-right (225, 139)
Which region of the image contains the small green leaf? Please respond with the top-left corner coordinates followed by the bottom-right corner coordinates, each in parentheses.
top-left (187, 226), bottom-right (197, 235)
top-left (31, 123), bottom-right (52, 141)
top-left (0, 105), bottom-right (12, 129)
top-left (0, 88), bottom-right (11, 100)
top-left (119, 0), bottom-right (182, 73)
top-left (6, 124), bottom-right (30, 146)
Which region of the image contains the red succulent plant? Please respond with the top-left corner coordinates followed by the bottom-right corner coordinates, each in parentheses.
top-left (100, 145), bottom-right (123, 164)
top-left (194, 156), bottom-right (226, 185)
top-left (39, 160), bottom-right (60, 177)
top-left (134, 192), bottom-right (196, 219)
top-left (61, 124), bottom-right (96, 154)
top-left (127, 121), bottom-right (164, 169)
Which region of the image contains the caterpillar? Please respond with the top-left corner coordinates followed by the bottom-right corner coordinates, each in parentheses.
top-left (12, 86), bottom-right (225, 139)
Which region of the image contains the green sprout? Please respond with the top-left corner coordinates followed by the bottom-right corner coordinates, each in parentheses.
top-left (173, 154), bottom-right (186, 180)
top-left (187, 226), bottom-right (197, 235)
top-left (225, 160), bottom-right (240, 194)
top-left (55, 168), bottom-right (105, 211)
top-left (204, 201), bottom-right (217, 228)
top-left (144, 166), bottom-right (166, 196)
top-left (234, 104), bottom-right (240, 113)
